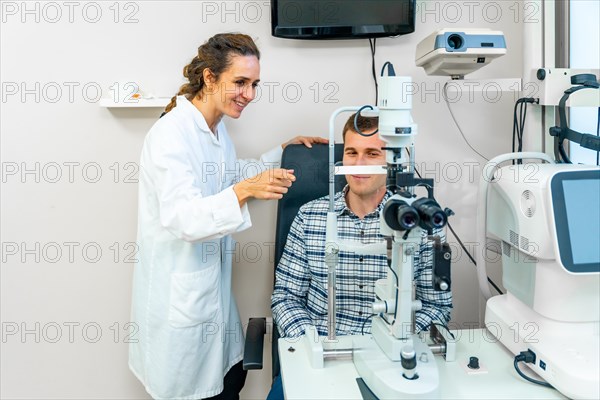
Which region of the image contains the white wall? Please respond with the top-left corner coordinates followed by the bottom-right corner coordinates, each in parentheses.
top-left (1, 1), bottom-right (523, 399)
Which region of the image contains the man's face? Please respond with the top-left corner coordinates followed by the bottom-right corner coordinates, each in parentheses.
top-left (343, 130), bottom-right (386, 197)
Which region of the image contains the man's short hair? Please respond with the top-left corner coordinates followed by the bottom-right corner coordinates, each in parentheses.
top-left (342, 113), bottom-right (379, 142)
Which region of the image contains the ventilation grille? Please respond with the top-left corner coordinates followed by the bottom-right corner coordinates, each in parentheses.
top-left (502, 241), bottom-right (512, 256)
top-left (521, 236), bottom-right (530, 251)
top-left (509, 230), bottom-right (519, 246)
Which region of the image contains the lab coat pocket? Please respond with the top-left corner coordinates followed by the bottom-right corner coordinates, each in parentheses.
top-left (168, 263), bottom-right (220, 328)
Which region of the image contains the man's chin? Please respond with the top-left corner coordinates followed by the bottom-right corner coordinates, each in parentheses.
top-left (348, 186), bottom-right (370, 197)
top-left (348, 182), bottom-right (386, 196)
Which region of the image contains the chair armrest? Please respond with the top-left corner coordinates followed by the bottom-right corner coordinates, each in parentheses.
top-left (243, 317), bottom-right (266, 370)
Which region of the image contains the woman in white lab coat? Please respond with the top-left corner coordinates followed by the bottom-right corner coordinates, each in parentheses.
top-left (128, 33), bottom-right (326, 400)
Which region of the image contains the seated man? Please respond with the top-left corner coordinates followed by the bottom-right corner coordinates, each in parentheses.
top-left (268, 113), bottom-right (452, 398)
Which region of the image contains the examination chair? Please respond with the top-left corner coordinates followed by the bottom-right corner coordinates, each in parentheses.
top-left (243, 143), bottom-right (346, 379)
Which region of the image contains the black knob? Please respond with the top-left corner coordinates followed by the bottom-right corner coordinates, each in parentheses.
top-left (468, 356), bottom-right (480, 369)
top-left (549, 126), bottom-right (561, 137)
top-left (536, 68), bottom-right (546, 81)
top-left (401, 346), bottom-right (418, 380)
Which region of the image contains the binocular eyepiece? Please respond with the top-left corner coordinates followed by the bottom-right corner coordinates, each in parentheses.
top-left (383, 198), bottom-right (448, 232)
top-left (412, 198), bottom-right (448, 230)
top-left (384, 200), bottom-right (420, 231)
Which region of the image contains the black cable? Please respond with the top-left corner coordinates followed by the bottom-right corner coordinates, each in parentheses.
top-left (447, 221), bottom-right (503, 296)
top-left (518, 102), bottom-right (524, 156)
top-left (369, 38), bottom-right (377, 105)
top-left (354, 105), bottom-right (379, 137)
top-left (512, 98), bottom-right (537, 165)
top-left (409, 157), bottom-right (504, 295)
top-left (518, 102), bottom-right (528, 160)
top-left (514, 353), bottom-right (554, 389)
top-left (596, 107), bottom-right (600, 165)
top-left (387, 259), bottom-right (399, 320)
top-left (361, 314), bottom-right (376, 335)
top-left (442, 82), bottom-right (489, 161)
top-left (512, 102), bottom-right (519, 156)
top-left (430, 322), bottom-right (455, 340)
top-left (380, 61), bottom-right (396, 77)
top-left (559, 140), bottom-right (572, 164)
top-left (518, 103), bottom-right (525, 154)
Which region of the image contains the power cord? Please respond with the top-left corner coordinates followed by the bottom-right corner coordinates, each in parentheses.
top-left (512, 97), bottom-right (538, 164)
top-left (442, 82), bottom-right (489, 161)
top-left (361, 314), bottom-right (376, 335)
top-left (514, 351), bottom-right (554, 389)
top-left (430, 322), bottom-right (456, 340)
top-left (596, 107), bottom-right (599, 166)
top-left (558, 138), bottom-right (572, 164)
top-left (369, 38), bottom-right (378, 105)
top-left (387, 258), bottom-right (399, 320)
top-left (446, 220), bottom-right (503, 295)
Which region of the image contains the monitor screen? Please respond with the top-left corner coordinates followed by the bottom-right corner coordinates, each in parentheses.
top-left (271, 0), bottom-right (416, 40)
top-left (552, 170), bottom-right (600, 273)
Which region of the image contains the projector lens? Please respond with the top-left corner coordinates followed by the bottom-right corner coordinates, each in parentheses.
top-left (447, 34), bottom-right (463, 50)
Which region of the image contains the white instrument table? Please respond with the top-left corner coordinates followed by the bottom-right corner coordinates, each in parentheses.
top-left (279, 329), bottom-right (566, 399)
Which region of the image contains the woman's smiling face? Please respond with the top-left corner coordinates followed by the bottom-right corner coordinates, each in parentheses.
top-left (208, 54), bottom-right (260, 119)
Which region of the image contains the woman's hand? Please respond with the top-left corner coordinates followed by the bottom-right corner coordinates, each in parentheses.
top-left (233, 168), bottom-right (296, 206)
top-left (282, 136), bottom-right (328, 149)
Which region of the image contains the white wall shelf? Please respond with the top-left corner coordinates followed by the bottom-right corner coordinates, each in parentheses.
top-left (99, 98), bottom-right (170, 108)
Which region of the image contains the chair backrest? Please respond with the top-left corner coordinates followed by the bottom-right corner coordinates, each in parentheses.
top-left (271, 143), bottom-right (345, 378)
top-left (274, 143), bottom-right (346, 266)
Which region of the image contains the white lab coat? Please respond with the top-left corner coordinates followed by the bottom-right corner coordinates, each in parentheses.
top-left (129, 96), bottom-right (282, 399)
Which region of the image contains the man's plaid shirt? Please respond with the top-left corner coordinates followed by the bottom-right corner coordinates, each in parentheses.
top-left (272, 188), bottom-right (452, 338)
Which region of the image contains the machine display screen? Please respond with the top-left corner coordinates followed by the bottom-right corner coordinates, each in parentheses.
top-left (552, 171), bottom-right (600, 273)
